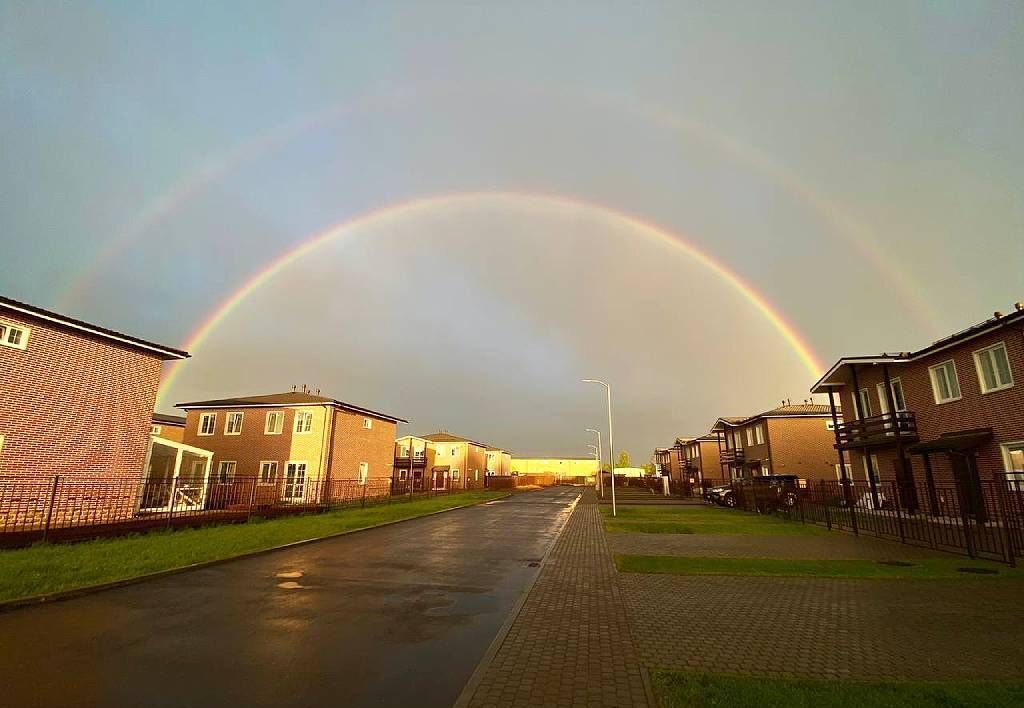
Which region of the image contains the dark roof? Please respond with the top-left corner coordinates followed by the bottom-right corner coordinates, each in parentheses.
top-left (176, 391), bottom-right (407, 423)
top-left (152, 413), bottom-right (186, 426)
top-left (755, 404), bottom-right (833, 418)
top-left (674, 434), bottom-right (718, 446)
top-left (907, 429), bottom-right (993, 454)
top-left (812, 305), bottom-right (1024, 392)
top-left (0, 295), bottom-right (188, 360)
top-left (421, 431), bottom-right (496, 448)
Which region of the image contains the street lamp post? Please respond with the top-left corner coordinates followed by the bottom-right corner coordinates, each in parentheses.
top-left (586, 428), bottom-right (603, 497)
top-left (582, 379), bottom-right (616, 517)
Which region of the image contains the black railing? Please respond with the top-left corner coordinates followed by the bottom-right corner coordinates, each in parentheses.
top-left (0, 474), bottom-right (459, 548)
top-left (721, 449), bottom-right (745, 464)
top-left (714, 476), bottom-right (1022, 565)
top-left (835, 411), bottom-right (919, 449)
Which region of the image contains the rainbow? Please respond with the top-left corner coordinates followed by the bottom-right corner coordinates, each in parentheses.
top-left (58, 82), bottom-right (942, 335)
top-left (156, 191), bottom-right (823, 407)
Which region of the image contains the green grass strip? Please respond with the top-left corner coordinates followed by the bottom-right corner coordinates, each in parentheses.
top-left (604, 519), bottom-right (827, 536)
top-left (651, 670), bottom-right (1024, 708)
top-left (0, 491), bottom-right (504, 603)
top-left (615, 554), bottom-right (1022, 580)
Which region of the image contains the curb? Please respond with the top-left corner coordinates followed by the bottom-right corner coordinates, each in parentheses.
top-left (0, 492), bottom-right (511, 614)
top-left (452, 491), bottom-right (583, 708)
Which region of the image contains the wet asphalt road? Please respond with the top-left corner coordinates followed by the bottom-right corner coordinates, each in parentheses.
top-left (0, 487), bottom-right (580, 708)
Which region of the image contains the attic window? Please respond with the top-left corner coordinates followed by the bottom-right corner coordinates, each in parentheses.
top-left (363, 417), bottom-right (372, 429)
top-left (0, 321), bottom-right (29, 350)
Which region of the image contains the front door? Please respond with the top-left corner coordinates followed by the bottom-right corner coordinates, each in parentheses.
top-left (892, 457), bottom-right (918, 513)
top-left (950, 452), bottom-right (985, 520)
top-left (283, 462), bottom-right (307, 502)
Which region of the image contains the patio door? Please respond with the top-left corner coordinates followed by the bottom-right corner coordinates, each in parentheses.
top-left (283, 462), bottom-right (307, 502)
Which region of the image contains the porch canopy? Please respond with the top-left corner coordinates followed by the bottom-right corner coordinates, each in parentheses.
top-left (906, 428), bottom-right (993, 455)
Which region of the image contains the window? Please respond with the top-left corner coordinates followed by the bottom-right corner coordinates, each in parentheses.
top-left (363, 417), bottom-right (373, 429)
top-left (974, 343), bottom-right (1014, 393)
top-left (451, 447), bottom-right (457, 456)
top-left (862, 454), bottom-right (880, 483)
top-left (834, 463), bottom-right (852, 481)
top-left (199, 413), bottom-right (216, 436)
top-left (358, 462), bottom-right (369, 484)
top-left (451, 469), bottom-right (460, 479)
top-left (694, 445), bottom-right (700, 458)
top-left (929, 360), bottom-right (961, 403)
top-left (294, 410), bottom-right (313, 433)
top-left (259, 461), bottom-right (279, 484)
top-left (755, 424), bottom-right (765, 445)
top-left (217, 461), bottom-right (236, 483)
top-left (826, 420), bottom-right (836, 431)
top-left (745, 428), bottom-right (754, 446)
top-left (0, 321), bottom-right (29, 350)
top-left (1003, 442), bottom-right (1024, 490)
top-left (475, 470), bottom-right (479, 481)
top-left (732, 431), bottom-right (743, 449)
top-left (265, 411), bottom-right (284, 435)
top-left (856, 389), bottom-right (872, 418)
top-left (151, 425), bottom-right (162, 436)
top-left (877, 379), bottom-right (907, 413)
top-left (225, 412), bottom-right (244, 435)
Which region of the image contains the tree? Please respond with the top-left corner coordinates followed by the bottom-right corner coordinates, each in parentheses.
top-left (616, 450), bottom-right (631, 469)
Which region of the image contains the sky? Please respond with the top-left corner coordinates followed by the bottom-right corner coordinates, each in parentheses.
top-left (2, 2), bottom-right (1022, 460)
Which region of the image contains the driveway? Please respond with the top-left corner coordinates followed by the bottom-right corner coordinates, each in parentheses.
top-left (0, 486), bottom-right (580, 708)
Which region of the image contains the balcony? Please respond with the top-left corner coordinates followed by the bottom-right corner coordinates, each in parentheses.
top-left (394, 454), bottom-right (427, 468)
top-left (721, 449), bottom-right (745, 465)
top-left (835, 411), bottom-right (919, 450)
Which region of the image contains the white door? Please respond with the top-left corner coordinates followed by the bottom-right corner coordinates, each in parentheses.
top-left (283, 462), bottom-right (307, 501)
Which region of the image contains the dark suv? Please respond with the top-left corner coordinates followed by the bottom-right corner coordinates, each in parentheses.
top-left (750, 475), bottom-right (802, 512)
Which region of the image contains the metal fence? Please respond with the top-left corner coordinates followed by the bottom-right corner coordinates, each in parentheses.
top-left (0, 474), bottom-right (456, 548)
top-left (711, 476), bottom-right (1023, 565)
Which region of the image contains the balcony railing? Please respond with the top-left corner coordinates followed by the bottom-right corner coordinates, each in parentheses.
top-left (721, 448), bottom-right (745, 465)
top-left (393, 454), bottom-right (427, 468)
top-left (835, 411), bottom-right (919, 450)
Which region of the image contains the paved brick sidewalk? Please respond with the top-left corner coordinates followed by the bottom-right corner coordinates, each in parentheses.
top-left (608, 530), bottom-right (949, 560)
top-left (621, 572), bottom-right (1024, 681)
top-left (464, 490), bottom-right (650, 708)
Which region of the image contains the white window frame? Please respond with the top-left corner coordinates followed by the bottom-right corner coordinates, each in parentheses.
top-left (225, 412), bottom-right (244, 436)
top-left (745, 428), bottom-right (754, 446)
top-left (1002, 441), bottom-right (1024, 490)
top-left (0, 320), bottom-right (30, 350)
top-left (363, 417), bottom-right (373, 430)
top-left (294, 410), bottom-right (314, 434)
top-left (259, 460), bottom-right (279, 484)
top-left (856, 388), bottom-right (872, 419)
top-left (834, 463), bottom-right (852, 481)
top-left (826, 420), bottom-right (836, 431)
top-left (151, 425), bottom-right (162, 436)
top-left (928, 359), bottom-right (962, 404)
top-left (755, 424), bottom-right (765, 445)
top-left (862, 454), bottom-right (880, 483)
top-left (451, 468), bottom-right (460, 479)
top-left (198, 412), bottom-right (217, 436)
top-left (358, 462), bottom-right (369, 484)
top-left (283, 461), bottom-right (308, 501)
top-left (217, 460), bottom-right (237, 483)
top-left (264, 411), bottom-right (284, 435)
top-left (973, 342), bottom-right (1014, 394)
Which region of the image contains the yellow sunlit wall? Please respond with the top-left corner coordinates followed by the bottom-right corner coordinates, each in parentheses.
top-left (511, 458), bottom-right (598, 477)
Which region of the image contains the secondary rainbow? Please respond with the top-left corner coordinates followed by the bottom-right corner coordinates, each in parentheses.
top-left (156, 191), bottom-right (823, 407)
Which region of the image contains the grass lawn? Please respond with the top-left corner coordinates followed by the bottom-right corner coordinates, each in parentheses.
top-left (601, 505), bottom-right (826, 536)
top-left (651, 670), bottom-right (1024, 708)
top-left (615, 554), bottom-right (1023, 580)
top-left (0, 490), bottom-right (503, 603)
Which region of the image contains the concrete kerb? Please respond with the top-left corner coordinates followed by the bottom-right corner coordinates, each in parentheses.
top-left (452, 490), bottom-right (583, 708)
top-left (0, 491), bottom-right (512, 613)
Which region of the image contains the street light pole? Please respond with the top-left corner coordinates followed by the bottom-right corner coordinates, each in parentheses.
top-left (586, 428), bottom-right (603, 497)
top-left (582, 379), bottom-right (616, 517)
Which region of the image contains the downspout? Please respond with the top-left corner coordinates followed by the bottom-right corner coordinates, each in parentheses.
top-left (321, 405), bottom-right (335, 505)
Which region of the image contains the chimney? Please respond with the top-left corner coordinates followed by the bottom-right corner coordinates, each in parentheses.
top-left (1015, 302), bottom-right (1023, 312)
top-left (994, 311), bottom-right (1003, 319)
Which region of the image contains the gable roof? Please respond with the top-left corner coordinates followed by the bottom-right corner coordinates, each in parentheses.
top-left (711, 404), bottom-right (834, 430)
top-left (812, 305), bottom-right (1024, 392)
top-left (176, 391), bottom-right (407, 423)
top-left (1, 295), bottom-right (188, 360)
top-left (421, 431), bottom-right (492, 448)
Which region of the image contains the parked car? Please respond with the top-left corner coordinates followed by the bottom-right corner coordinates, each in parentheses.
top-left (750, 475), bottom-right (802, 512)
top-left (705, 484), bottom-right (736, 507)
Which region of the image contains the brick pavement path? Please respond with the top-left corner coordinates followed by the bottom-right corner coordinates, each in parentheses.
top-left (608, 530), bottom-right (949, 560)
top-left (464, 489), bottom-right (650, 708)
top-left (620, 567), bottom-right (1024, 681)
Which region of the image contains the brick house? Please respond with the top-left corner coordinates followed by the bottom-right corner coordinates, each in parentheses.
top-left (0, 296), bottom-right (188, 479)
top-left (152, 413), bottom-right (186, 443)
top-left (811, 302), bottom-right (1024, 513)
top-left (486, 447), bottom-right (513, 476)
top-left (654, 445), bottom-right (680, 482)
top-left (393, 435), bottom-right (434, 491)
top-left (178, 391), bottom-right (407, 504)
top-left (678, 434), bottom-right (723, 486)
top-left (418, 432), bottom-right (493, 490)
top-left (712, 404), bottom-right (839, 481)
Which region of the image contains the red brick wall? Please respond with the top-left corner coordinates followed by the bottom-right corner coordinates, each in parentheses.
top-left (329, 409), bottom-right (397, 481)
top-left (766, 417), bottom-right (837, 480)
top-left (0, 308), bottom-right (163, 481)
